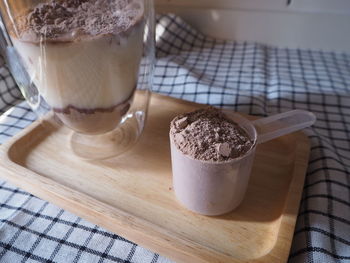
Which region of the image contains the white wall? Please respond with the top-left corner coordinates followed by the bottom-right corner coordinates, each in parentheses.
top-left (156, 0), bottom-right (350, 52)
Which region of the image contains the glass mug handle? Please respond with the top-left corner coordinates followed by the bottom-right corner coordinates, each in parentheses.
top-left (0, 11), bottom-right (41, 109)
top-left (252, 110), bottom-right (316, 144)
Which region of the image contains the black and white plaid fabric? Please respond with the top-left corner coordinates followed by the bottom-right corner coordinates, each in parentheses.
top-left (0, 56), bottom-right (22, 115)
top-left (0, 14), bottom-right (349, 263)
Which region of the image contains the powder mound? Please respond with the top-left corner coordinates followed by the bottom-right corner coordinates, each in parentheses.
top-left (16, 0), bottom-right (144, 41)
top-left (170, 107), bottom-right (254, 162)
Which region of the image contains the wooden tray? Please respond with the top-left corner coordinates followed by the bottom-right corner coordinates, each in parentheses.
top-left (0, 93), bottom-right (310, 263)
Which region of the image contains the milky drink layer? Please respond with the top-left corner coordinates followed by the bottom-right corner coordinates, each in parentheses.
top-left (12, 27), bottom-right (143, 110)
top-left (11, 0), bottom-right (145, 134)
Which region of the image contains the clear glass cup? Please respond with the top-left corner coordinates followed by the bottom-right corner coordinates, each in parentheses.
top-left (0, 0), bottom-right (154, 159)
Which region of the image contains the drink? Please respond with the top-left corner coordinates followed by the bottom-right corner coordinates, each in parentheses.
top-left (11, 0), bottom-right (144, 134)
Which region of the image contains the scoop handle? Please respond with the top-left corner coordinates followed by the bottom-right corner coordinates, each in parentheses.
top-left (251, 110), bottom-right (316, 144)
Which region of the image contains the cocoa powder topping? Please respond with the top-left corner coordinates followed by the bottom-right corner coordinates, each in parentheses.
top-left (15, 0), bottom-right (143, 41)
top-left (170, 107), bottom-right (254, 162)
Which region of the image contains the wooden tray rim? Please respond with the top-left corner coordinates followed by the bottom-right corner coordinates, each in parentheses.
top-left (0, 94), bottom-right (311, 263)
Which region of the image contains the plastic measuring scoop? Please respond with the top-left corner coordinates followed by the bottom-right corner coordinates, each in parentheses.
top-left (252, 109), bottom-right (316, 144)
top-left (170, 109), bottom-right (316, 216)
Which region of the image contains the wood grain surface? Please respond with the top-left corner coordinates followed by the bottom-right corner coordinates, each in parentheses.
top-left (0, 93), bottom-right (310, 263)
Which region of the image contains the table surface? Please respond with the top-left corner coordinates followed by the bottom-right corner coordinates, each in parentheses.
top-left (0, 14), bottom-right (349, 263)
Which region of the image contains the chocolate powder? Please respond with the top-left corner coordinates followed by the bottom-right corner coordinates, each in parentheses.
top-left (16, 0), bottom-right (143, 41)
top-left (170, 107), bottom-right (253, 162)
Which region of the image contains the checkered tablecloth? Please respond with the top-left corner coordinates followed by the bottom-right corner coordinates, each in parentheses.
top-left (0, 14), bottom-right (349, 263)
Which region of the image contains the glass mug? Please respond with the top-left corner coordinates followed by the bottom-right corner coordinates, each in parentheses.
top-left (0, 0), bottom-right (154, 159)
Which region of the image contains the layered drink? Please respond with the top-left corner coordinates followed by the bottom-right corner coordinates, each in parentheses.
top-left (10, 0), bottom-right (144, 134)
